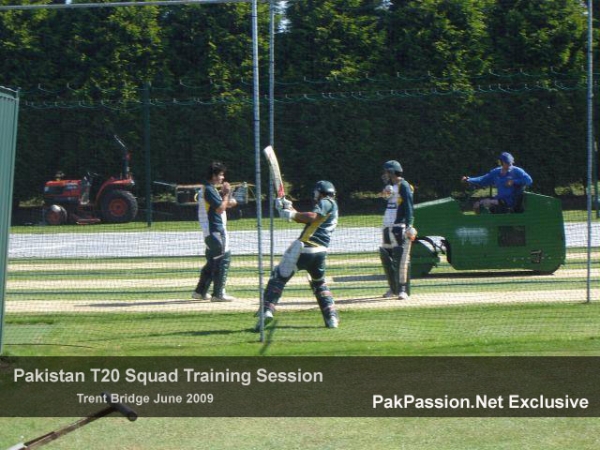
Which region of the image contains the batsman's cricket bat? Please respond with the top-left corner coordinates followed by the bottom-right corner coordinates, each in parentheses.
top-left (263, 145), bottom-right (285, 199)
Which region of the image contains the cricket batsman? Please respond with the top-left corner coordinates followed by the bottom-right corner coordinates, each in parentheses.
top-left (256, 180), bottom-right (340, 329)
top-left (380, 160), bottom-right (416, 300)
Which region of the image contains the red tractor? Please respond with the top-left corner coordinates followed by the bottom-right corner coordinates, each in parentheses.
top-left (43, 135), bottom-right (138, 225)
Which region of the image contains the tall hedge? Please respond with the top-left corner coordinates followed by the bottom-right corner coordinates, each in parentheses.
top-left (0, 0), bottom-right (593, 202)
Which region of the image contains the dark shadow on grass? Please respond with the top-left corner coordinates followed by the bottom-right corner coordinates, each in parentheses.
top-left (269, 297), bottom-right (384, 307)
top-left (144, 329), bottom-right (244, 338)
top-left (332, 275), bottom-right (385, 282)
top-left (333, 271), bottom-right (555, 283)
top-left (336, 297), bottom-right (391, 305)
top-left (9, 290), bottom-right (202, 297)
top-left (269, 324), bottom-right (318, 331)
top-left (421, 270), bottom-right (546, 279)
top-left (74, 328), bottom-right (250, 344)
top-left (259, 319), bottom-right (278, 356)
top-left (279, 298), bottom-right (390, 307)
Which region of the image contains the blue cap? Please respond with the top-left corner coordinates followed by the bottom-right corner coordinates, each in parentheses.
top-left (499, 152), bottom-right (514, 165)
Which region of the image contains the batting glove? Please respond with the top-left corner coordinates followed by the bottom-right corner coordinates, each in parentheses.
top-left (280, 208), bottom-right (297, 222)
top-left (275, 197), bottom-right (293, 211)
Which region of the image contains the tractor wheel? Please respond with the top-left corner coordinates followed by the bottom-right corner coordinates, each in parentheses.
top-left (100, 190), bottom-right (138, 223)
top-left (44, 205), bottom-right (67, 226)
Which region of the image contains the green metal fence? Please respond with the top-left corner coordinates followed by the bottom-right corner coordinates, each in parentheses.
top-left (0, 87), bottom-right (19, 355)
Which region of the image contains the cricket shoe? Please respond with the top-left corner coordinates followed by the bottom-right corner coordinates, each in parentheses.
top-left (325, 315), bottom-right (339, 329)
top-left (398, 291), bottom-right (409, 300)
top-left (211, 293), bottom-right (236, 302)
top-left (383, 289), bottom-right (395, 298)
top-left (191, 292), bottom-right (211, 300)
top-left (254, 310), bottom-right (274, 331)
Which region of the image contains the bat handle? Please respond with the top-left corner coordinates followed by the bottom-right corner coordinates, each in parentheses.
top-left (102, 392), bottom-right (138, 421)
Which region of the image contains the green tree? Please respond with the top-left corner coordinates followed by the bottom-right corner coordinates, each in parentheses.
top-left (278, 0), bottom-right (386, 79)
top-left (486, 0), bottom-right (587, 70)
top-left (0, 2), bottom-right (164, 97)
top-left (0, 4), bottom-right (58, 88)
top-left (159, 3), bottom-right (270, 95)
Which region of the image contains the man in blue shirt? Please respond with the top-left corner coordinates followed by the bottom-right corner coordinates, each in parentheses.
top-left (255, 180), bottom-right (340, 330)
top-left (462, 152), bottom-right (533, 213)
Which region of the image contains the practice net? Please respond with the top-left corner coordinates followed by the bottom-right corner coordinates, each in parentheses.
top-left (2, 1), bottom-right (599, 355)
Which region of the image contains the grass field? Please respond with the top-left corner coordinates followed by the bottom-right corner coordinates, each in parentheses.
top-left (3, 302), bottom-right (600, 356)
top-left (1, 417), bottom-right (599, 450)
top-left (2, 226), bottom-right (599, 449)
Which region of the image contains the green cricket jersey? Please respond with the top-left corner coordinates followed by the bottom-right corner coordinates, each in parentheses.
top-left (197, 183), bottom-right (226, 237)
top-left (298, 197), bottom-right (338, 248)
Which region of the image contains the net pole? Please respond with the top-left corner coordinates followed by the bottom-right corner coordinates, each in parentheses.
top-left (0, 88), bottom-right (19, 355)
top-left (586, 0), bottom-right (594, 303)
top-left (595, 141), bottom-right (599, 219)
top-left (251, 0), bottom-right (265, 341)
top-left (143, 82), bottom-right (153, 227)
top-left (268, 0), bottom-right (275, 272)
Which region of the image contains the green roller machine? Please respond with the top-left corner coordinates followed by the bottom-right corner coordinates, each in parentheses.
top-left (410, 192), bottom-right (566, 277)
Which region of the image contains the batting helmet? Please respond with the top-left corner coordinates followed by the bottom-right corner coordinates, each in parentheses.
top-left (314, 180), bottom-right (336, 197)
top-left (383, 160), bottom-right (403, 175)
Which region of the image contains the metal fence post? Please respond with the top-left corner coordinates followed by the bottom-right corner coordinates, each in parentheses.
top-left (586, 0), bottom-right (594, 303)
top-left (143, 82), bottom-right (153, 227)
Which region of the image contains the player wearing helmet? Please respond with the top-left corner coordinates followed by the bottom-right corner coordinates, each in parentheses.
top-left (380, 160), bottom-right (416, 300)
top-left (256, 180), bottom-right (340, 330)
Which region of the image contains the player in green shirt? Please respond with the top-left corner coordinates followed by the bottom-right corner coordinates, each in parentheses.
top-left (193, 162), bottom-right (238, 302)
top-left (380, 160), bottom-right (417, 300)
top-left (256, 180), bottom-right (340, 329)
